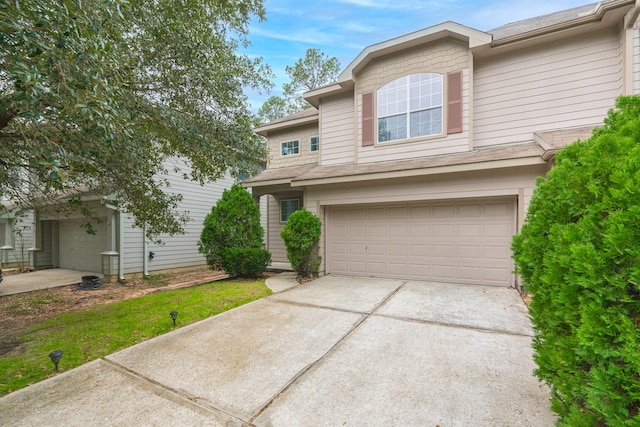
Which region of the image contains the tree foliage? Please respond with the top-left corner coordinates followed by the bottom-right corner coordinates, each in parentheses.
top-left (0, 0), bottom-right (272, 237)
top-left (256, 95), bottom-right (297, 124)
top-left (511, 95), bottom-right (640, 426)
top-left (280, 208), bottom-right (321, 276)
top-left (198, 184), bottom-right (269, 277)
top-left (257, 48), bottom-right (339, 124)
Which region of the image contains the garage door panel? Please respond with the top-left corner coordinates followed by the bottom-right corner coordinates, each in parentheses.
top-left (59, 218), bottom-right (107, 272)
top-left (327, 199), bottom-right (515, 286)
top-left (484, 202), bottom-right (511, 216)
top-left (389, 244), bottom-right (407, 256)
top-left (458, 224), bottom-right (482, 237)
top-left (458, 245), bottom-right (481, 258)
top-left (349, 225), bottom-right (366, 237)
top-left (369, 225), bottom-right (387, 237)
top-left (409, 224), bottom-right (430, 236)
top-left (409, 206), bottom-right (431, 218)
top-left (409, 244), bottom-right (430, 257)
top-left (433, 205), bottom-right (455, 217)
top-left (432, 224), bottom-right (455, 237)
top-left (458, 204), bottom-right (482, 216)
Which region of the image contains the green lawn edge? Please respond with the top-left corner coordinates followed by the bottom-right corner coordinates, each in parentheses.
top-left (0, 279), bottom-right (272, 396)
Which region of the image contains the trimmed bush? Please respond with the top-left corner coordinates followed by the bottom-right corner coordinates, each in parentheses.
top-left (220, 247), bottom-right (271, 279)
top-left (512, 95), bottom-right (640, 426)
top-left (280, 208), bottom-right (322, 276)
top-left (198, 184), bottom-right (267, 277)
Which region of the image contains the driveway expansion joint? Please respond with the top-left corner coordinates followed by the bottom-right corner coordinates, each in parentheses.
top-left (101, 357), bottom-right (246, 424)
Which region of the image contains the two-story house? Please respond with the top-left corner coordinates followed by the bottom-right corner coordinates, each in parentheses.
top-left (244, 0), bottom-right (640, 290)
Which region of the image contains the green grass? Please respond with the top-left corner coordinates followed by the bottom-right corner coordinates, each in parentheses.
top-left (0, 279), bottom-right (271, 396)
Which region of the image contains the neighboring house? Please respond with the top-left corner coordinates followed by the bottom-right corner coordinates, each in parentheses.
top-left (19, 159), bottom-right (235, 282)
top-left (244, 0), bottom-right (640, 290)
top-left (0, 207), bottom-right (34, 268)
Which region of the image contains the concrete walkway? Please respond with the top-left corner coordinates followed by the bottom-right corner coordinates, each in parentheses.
top-left (0, 274), bottom-right (555, 426)
top-left (0, 268), bottom-right (103, 296)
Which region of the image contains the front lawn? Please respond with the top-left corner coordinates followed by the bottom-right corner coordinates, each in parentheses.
top-left (0, 279), bottom-right (271, 395)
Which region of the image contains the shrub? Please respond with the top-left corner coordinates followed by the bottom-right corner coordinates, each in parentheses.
top-left (220, 247), bottom-right (271, 278)
top-left (280, 208), bottom-right (322, 276)
top-left (511, 95), bottom-right (640, 426)
top-left (198, 184), bottom-right (266, 277)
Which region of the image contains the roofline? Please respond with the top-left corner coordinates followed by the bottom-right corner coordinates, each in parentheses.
top-left (337, 22), bottom-right (492, 84)
top-left (291, 156), bottom-right (546, 187)
top-left (253, 113), bottom-right (318, 137)
top-left (489, 0), bottom-right (635, 48)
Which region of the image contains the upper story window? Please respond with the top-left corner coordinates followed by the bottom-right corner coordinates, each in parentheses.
top-left (281, 140), bottom-right (299, 156)
top-left (377, 73), bottom-right (443, 143)
top-left (310, 136), bottom-right (319, 152)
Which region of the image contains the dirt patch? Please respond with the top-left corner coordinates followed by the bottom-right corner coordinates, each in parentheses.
top-left (0, 267), bottom-right (233, 356)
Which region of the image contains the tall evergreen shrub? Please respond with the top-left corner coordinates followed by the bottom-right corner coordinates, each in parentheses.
top-left (512, 95), bottom-right (640, 426)
top-left (280, 208), bottom-right (322, 276)
top-left (198, 184), bottom-right (270, 277)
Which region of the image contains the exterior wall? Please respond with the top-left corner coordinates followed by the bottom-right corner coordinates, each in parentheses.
top-left (354, 39), bottom-right (471, 164)
top-left (474, 28), bottom-right (621, 147)
top-left (305, 164), bottom-right (547, 273)
top-left (267, 124), bottom-right (320, 169)
top-left (634, 19), bottom-right (640, 93)
top-left (320, 93), bottom-right (356, 166)
top-left (122, 163), bottom-right (234, 275)
top-left (266, 195), bottom-right (288, 263)
top-left (0, 211), bottom-right (34, 267)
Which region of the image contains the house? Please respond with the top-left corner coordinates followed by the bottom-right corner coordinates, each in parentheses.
top-left (0, 207), bottom-right (34, 269)
top-left (18, 159), bottom-right (237, 282)
top-left (244, 0), bottom-right (640, 290)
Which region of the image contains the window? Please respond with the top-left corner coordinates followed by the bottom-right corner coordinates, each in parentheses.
top-left (377, 73), bottom-right (443, 143)
top-left (280, 199), bottom-right (300, 222)
top-left (310, 136), bottom-right (319, 152)
top-left (281, 140), bottom-right (299, 156)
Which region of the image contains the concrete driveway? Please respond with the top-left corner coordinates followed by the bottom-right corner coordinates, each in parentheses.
top-left (0, 274), bottom-right (555, 426)
top-left (0, 268), bottom-right (103, 296)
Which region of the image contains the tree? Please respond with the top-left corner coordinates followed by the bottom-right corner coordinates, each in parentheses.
top-left (0, 0), bottom-right (272, 238)
top-left (511, 95), bottom-right (640, 426)
top-left (283, 48), bottom-right (341, 109)
top-left (280, 209), bottom-right (322, 277)
top-left (257, 48), bottom-right (340, 123)
top-left (256, 95), bottom-right (296, 124)
top-left (198, 184), bottom-right (269, 277)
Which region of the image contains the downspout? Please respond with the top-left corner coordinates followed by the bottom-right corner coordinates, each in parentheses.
top-left (142, 225), bottom-right (149, 278)
top-left (118, 210), bottom-right (125, 281)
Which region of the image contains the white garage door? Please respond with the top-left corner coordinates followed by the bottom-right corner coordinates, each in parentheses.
top-left (327, 199), bottom-right (516, 286)
top-left (59, 219), bottom-right (107, 273)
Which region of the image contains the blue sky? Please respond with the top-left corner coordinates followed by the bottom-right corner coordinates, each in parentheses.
top-left (242, 0), bottom-right (595, 111)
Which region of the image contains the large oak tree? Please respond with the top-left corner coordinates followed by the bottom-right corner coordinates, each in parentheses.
top-left (0, 0), bottom-right (272, 237)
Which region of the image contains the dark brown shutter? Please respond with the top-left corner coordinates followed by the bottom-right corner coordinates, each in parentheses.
top-left (447, 71), bottom-right (463, 134)
top-left (362, 91), bottom-right (374, 146)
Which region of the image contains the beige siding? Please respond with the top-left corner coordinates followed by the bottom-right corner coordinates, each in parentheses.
top-left (123, 161), bottom-right (234, 274)
top-left (634, 19), bottom-right (640, 93)
top-left (305, 165), bottom-right (546, 274)
top-left (474, 28), bottom-right (621, 147)
top-left (267, 124), bottom-right (320, 169)
top-left (266, 195), bottom-right (287, 262)
top-left (320, 93), bottom-right (355, 166)
top-left (354, 39), bottom-right (471, 164)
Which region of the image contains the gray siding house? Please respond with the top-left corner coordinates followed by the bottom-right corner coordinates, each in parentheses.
top-left (20, 160), bottom-right (235, 282)
top-left (244, 0), bottom-right (640, 290)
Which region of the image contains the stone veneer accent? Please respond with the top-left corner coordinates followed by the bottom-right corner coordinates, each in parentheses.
top-left (267, 123), bottom-right (320, 169)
